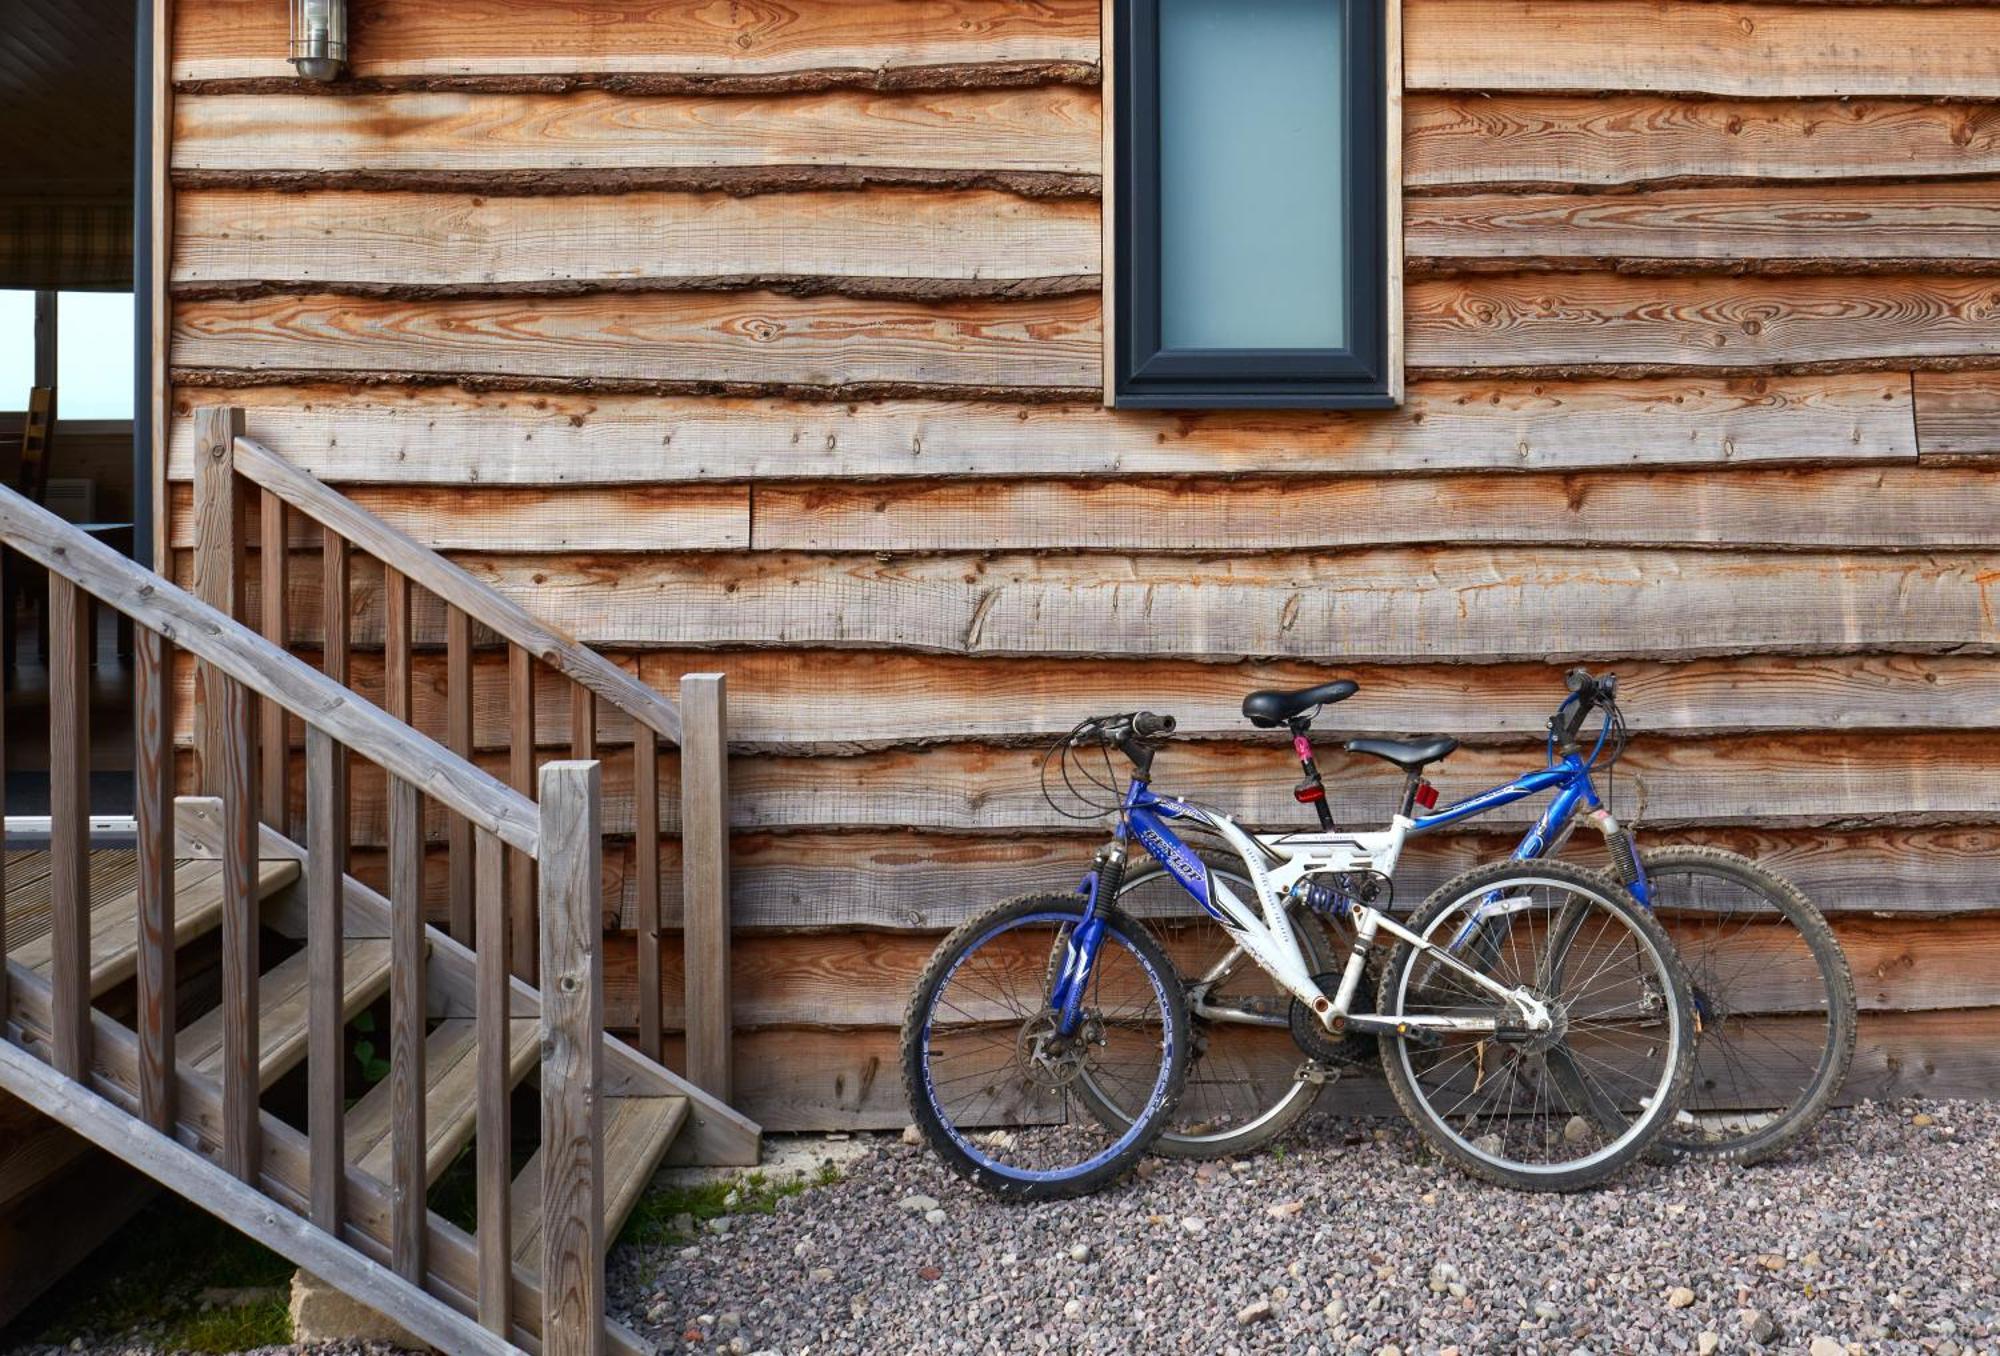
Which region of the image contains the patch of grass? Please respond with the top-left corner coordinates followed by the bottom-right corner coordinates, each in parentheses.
top-left (618, 1162), bottom-right (844, 1249)
top-left (164, 1296), bottom-right (293, 1354)
top-left (4, 1195), bottom-right (295, 1351)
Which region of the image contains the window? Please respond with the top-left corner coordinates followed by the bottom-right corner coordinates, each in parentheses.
top-left (1110, 0), bottom-right (1397, 408)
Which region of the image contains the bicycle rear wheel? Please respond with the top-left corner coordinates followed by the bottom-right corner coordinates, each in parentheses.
top-left (1641, 847), bottom-right (1857, 1164)
top-left (1072, 859), bottom-right (1336, 1159)
top-left (1378, 859), bottom-right (1695, 1192)
top-left (901, 893), bottom-right (1189, 1200)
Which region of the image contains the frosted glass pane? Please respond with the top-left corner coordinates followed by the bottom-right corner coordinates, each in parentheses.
top-left (1159, 0), bottom-right (1346, 350)
top-left (57, 292), bottom-right (134, 420)
top-left (0, 291), bottom-right (33, 408)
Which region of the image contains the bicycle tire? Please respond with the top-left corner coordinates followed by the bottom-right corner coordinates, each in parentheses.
top-left (1640, 846), bottom-right (1858, 1165)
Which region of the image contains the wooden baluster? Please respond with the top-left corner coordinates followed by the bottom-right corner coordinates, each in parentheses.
top-left (48, 577), bottom-right (91, 1080)
top-left (539, 761), bottom-right (604, 1356)
top-left (383, 566), bottom-right (426, 1282)
top-left (389, 773), bottom-right (426, 1282)
top-left (135, 628), bottom-right (177, 1130)
top-left (306, 727), bottom-right (346, 1234)
top-left (220, 672), bottom-right (260, 1181)
top-left (446, 608), bottom-right (475, 944)
top-left (508, 645), bottom-right (537, 984)
top-left (322, 530), bottom-right (351, 883)
top-left (570, 685), bottom-right (596, 761)
top-left (681, 675), bottom-right (732, 1102)
top-left (633, 724), bottom-right (662, 1063)
top-left (259, 489), bottom-right (289, 836)
top-left (192, 405), bottom-right (245, 795)
top-left (474, 827), bottom-right (511, 1336)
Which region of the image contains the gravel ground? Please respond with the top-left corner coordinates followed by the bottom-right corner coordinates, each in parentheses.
top-left (613, 1099), bottom-right (2000, 1356)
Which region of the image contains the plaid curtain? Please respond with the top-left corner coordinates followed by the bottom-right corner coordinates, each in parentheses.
top-left (0, 198), bottom-right (133, 291)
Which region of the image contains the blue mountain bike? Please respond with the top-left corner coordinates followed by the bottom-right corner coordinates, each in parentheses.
top-left (902, 697), bottom-right (1701, 1197)
top-left (1092, 670), bottom-right (1857, 1167)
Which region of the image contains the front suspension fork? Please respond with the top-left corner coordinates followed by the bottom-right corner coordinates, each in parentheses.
top-left (1050, 841), bottom-right (1129, 1036)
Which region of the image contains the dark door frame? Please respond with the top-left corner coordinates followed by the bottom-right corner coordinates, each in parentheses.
top-left (130, 0), bottom-right (154, 570)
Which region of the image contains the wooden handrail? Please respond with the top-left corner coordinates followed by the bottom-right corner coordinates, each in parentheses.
top-left (0, 484), bottom-right (542, 857)
top-left (232, 435), bottom-right (684, 746)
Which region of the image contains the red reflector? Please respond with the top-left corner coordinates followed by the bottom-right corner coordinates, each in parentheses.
top-left (1294, 782), bottom-right (1326, 804)
top-left (1413, 780), bottom-right (1439, 810)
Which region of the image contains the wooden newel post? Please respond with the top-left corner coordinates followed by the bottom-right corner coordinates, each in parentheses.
top-left (680, 674), bottom-right (731, 1103)
top-left (539, 760), bottom-right (605, 1356)
top-left (192, 405), bottom-right (246, 795)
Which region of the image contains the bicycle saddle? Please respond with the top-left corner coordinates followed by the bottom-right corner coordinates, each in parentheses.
top-left (1343, 735), bottom-right (1460, 772)
top-left (1241, 679), bottom-right (1359, 728)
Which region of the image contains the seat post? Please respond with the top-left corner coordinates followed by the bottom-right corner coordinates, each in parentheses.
top-left (1287, 717), bottom-right (1335, 831)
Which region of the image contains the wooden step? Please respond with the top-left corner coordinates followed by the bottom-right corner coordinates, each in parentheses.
top-left (10, 857), bottom-right (301, 999)
top-left (508, 1095), bottom-right (689, 1273)
top-left (344, 1016), bottom-right (539, 1186)
top-left (178, 939), bottom-right (393, 1090)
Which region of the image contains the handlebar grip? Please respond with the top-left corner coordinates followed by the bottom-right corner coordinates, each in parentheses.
top-left (1132, 711), bottom-right (1177, 738)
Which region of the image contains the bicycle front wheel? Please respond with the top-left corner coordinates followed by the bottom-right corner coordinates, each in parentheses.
top-left (1073, 859), bottom-right (1336, 1159)
top-left (1642, 847), bottom-right (1858, 1164)
top-left (1379, 859), bottom-right (1696, 1192)
top-left (900, 893), bottom-right (1189, 1200)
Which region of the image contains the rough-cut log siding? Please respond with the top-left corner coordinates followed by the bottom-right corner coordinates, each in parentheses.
top-left (164, 0), bottom-right (2000, 1127)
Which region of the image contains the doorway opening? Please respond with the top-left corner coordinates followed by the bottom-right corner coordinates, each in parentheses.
top-left (1, 0), bottom-right (148, 817)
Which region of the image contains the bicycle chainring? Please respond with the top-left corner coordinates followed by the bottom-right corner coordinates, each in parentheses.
top-left (1287, 970), bottom-right (1382, 1067)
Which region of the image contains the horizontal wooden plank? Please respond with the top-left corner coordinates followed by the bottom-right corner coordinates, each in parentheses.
top-left (172, 291), bottom-right (1101, 392)
top-left (750, 465), bottom-right (2000, 552)
top-left (173, 650), bottom-right (2000, 753)
top-left (1915, 370), bottom-right (2000, 456)
top-left (1407, 181), bottom-right (2000, 269)
top-left (171, 88), bottom-right (1102, 180)
top-left (331, 820), bottom-right (2000, 934)
top-left (1405, 94), bottom-right (2000, 191)
top-left (1404, 1), bottom-right (2000, 98)
top-left (167, 545), bottom-right (2000, 660)
top-left (706, 733), bottom-right (2000, 835)
top-left (172, 188), bottom-right (1100, 296)
top-left (172, 0), bottom-right (1099, 86)
top-left (166, 482), bottom-right (749, 552)
top-left (601, 912), bottom-right (2000, 1031)
top-left (166, 373), bottom-right (1918, 484)
top-left (179, 732), bottom-right (2000, 844)
top-left (678, 1007), bottom-right (2000, 1130)
top-left (646, 823), bottom-right (2000, 931)
top-left (1407, 273), bottom-right (2000, 371)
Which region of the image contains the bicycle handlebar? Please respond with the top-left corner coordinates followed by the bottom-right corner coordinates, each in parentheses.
top-left (1555, 669), bottom-right (1619, 749)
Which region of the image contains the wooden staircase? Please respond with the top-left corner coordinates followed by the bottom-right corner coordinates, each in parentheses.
top-left (0, 422), bottom-right (758, 1354)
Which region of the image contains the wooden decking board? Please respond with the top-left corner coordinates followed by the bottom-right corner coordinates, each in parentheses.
top-left (508, 1096), bottom-right (687, 1274)
top-left (344, 1015), bottom-right (539, 1186)
top-left (10, 856), bottom-right (299, 997)
top-left (179, 938), bottom-right (393, 1088)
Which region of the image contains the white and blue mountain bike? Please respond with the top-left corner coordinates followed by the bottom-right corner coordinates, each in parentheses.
top-left (902, 703), bottom-right (1700, 1198)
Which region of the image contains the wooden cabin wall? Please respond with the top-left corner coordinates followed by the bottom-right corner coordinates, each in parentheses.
top-left (163, 0), bottom-right (2000, 1130)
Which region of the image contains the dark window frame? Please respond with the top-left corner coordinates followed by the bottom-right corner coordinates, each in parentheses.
top-left (1111, 0), bottom-right (1396, 409)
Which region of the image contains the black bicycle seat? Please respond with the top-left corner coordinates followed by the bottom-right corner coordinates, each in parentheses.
top-left (1241, 679), bottom-right (1360, 728)
top-left (1344, 735), bottom-right (1460, 772)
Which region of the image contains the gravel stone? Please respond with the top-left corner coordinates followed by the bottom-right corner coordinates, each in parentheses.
top-left (1808, 1338), bottom-right (1844, 1356)
top-left (1236, 1299), bottom-right (1273, 1325)
top-left (1067, 1243), bottom-right (1091, 1262)
top-left (1667, 1286), bottom-right (1697, 1309)
top-left (603, 1098), bottom-right (2000, 1356)
top-left (896, 1194), bottom-right (939, 1213)
top-left (923, 1209), bottom-right (947, 1225)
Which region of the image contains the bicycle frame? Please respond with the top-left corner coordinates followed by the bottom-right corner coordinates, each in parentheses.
top-left (1047, 776), bottom-right (1556, 1043)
